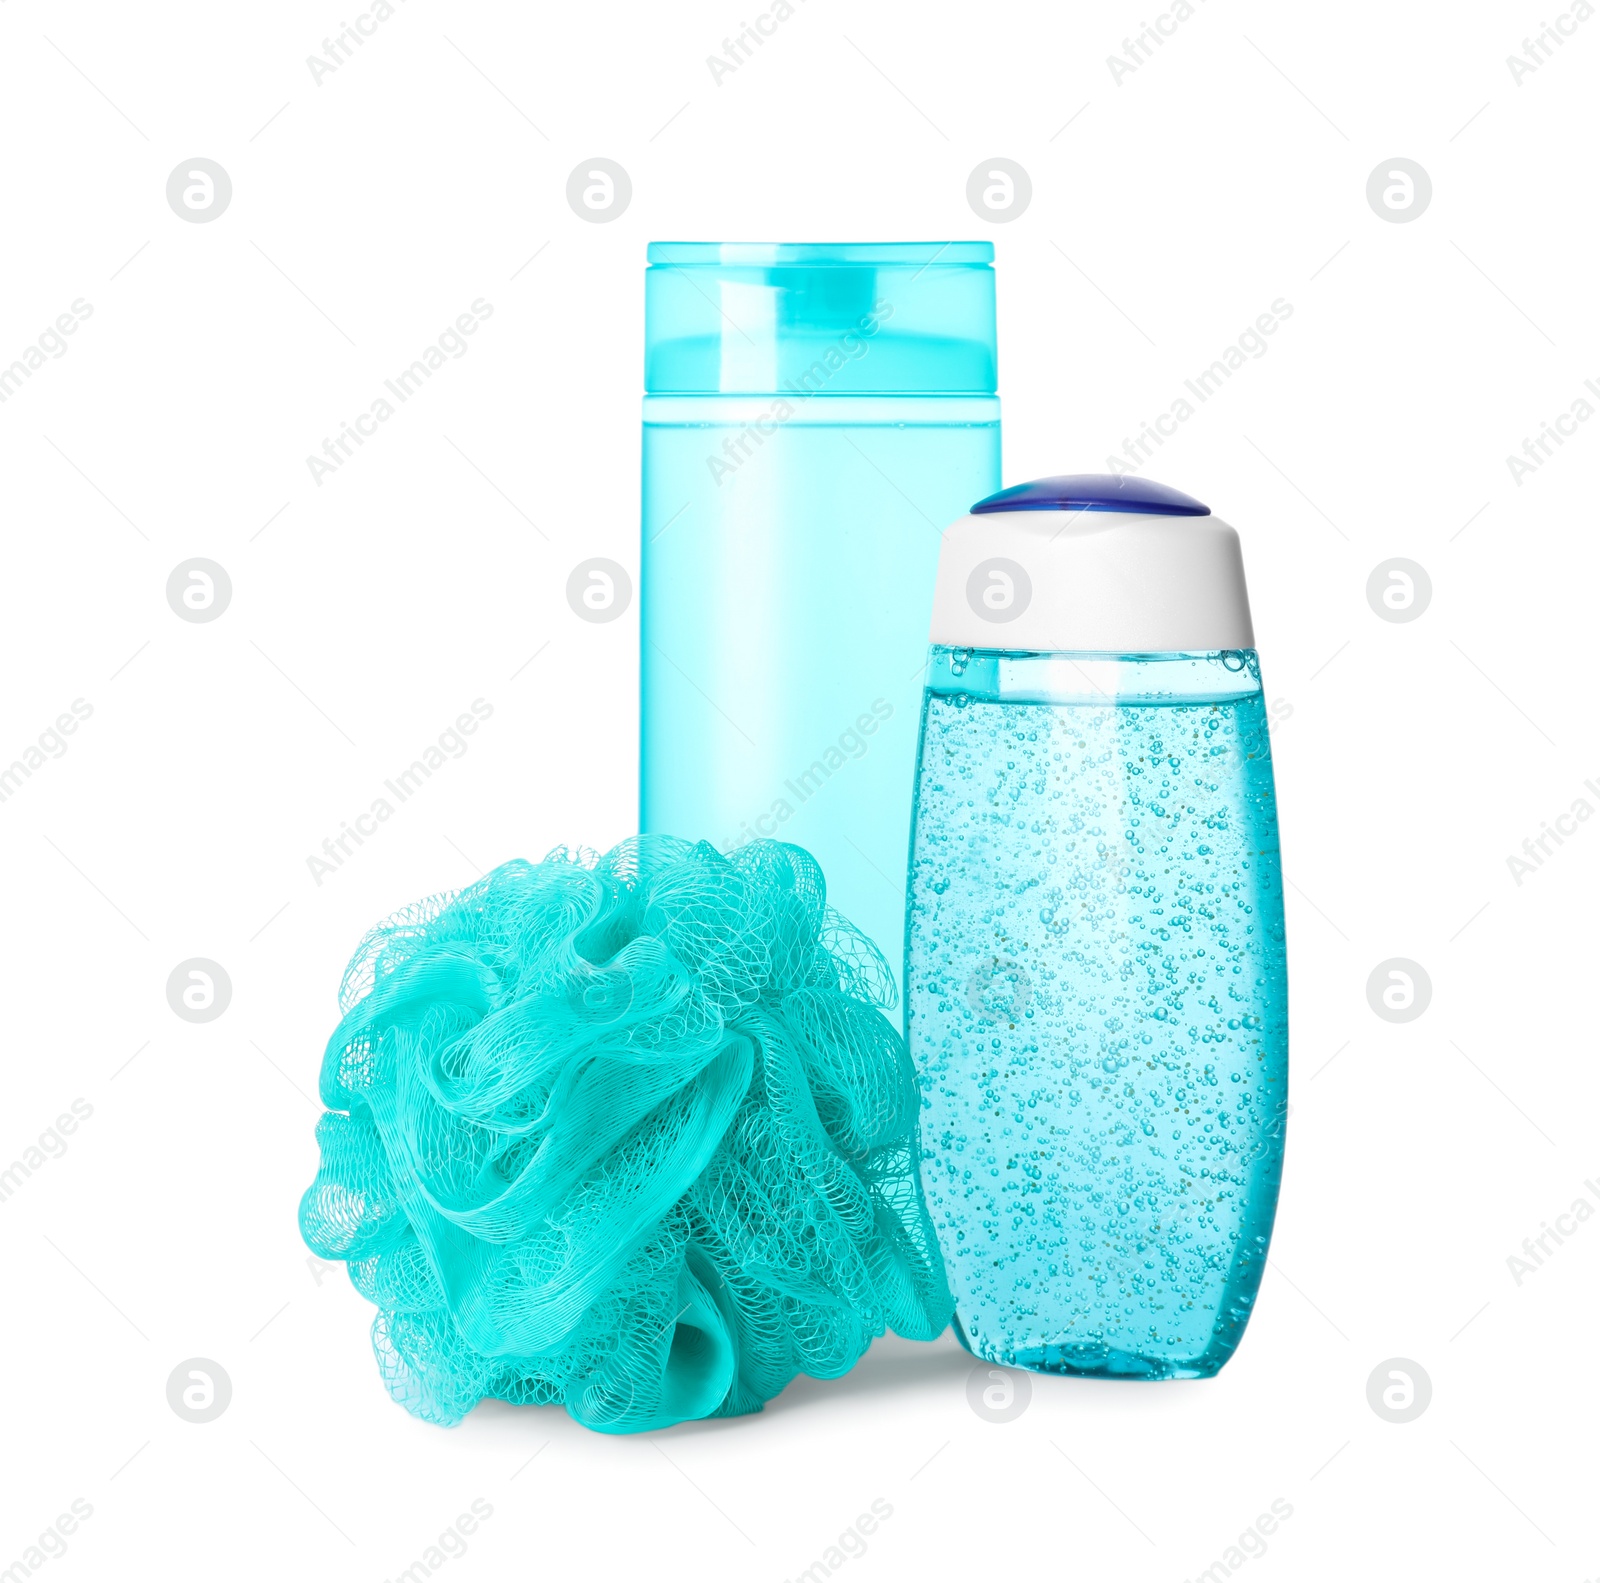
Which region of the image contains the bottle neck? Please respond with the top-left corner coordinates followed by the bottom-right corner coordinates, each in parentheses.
top-left (643, 394), bottom-right (1000, 426)
top-left (924, 646), bottom-right (1263, 705)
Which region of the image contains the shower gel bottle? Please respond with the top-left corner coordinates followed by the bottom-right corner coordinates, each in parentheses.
top-left (906, 475), bottom-right (1288, 1378)
top-left (642, 244), bottom-right (1001, 981)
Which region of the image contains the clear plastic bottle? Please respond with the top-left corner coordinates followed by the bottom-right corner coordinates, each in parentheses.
top-left (641, 243), bottom-right (1000, 979)
top-left (905, 475), bottom-right (1288, 1378)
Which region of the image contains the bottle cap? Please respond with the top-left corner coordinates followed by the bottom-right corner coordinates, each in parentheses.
top-left (929, 474), bottom-right (1255, 652)
top-left (645, 241), bottom-right (997, 395)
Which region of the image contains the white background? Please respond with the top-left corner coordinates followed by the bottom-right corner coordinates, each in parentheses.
top-left (2, 1), bottom-right (1597, 1579)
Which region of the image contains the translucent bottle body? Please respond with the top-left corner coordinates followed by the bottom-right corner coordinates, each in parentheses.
top-left (906, 648), bottom-right (1288, 1377)
top-left (640, 240), bottom-right (1000, 984)
top-left (642, 397), bottom-right (999, 979)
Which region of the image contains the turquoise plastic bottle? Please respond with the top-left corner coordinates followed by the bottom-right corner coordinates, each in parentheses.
top-left (641, 243), bottom-right (1000, 979)
top-left (906, 476), bottom-right (1289, 1378)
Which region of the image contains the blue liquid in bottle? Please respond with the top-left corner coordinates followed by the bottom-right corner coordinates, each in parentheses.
top-left (906, 648), bottom-right (1288, 1377)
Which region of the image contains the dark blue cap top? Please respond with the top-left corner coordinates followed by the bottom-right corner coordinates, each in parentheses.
top-left (972, 473), bottom-right (1210, 516)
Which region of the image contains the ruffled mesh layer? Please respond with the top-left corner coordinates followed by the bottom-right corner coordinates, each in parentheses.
top-left (299, 836), bottom-right (952, 1433)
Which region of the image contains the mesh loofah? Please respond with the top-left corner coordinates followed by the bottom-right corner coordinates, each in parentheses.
top-left (299, 836), bottom-right (952, 1433)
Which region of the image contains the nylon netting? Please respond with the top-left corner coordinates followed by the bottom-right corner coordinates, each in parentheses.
top-left (299, 836), bottom-right (952, 1433)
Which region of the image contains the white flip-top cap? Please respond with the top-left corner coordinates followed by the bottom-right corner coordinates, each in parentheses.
top-left (930, 474), bottom-right (1255, 652)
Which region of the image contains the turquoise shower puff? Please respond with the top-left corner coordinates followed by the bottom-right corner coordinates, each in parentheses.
top-left (299, 836), bottom-right (953, 1433)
